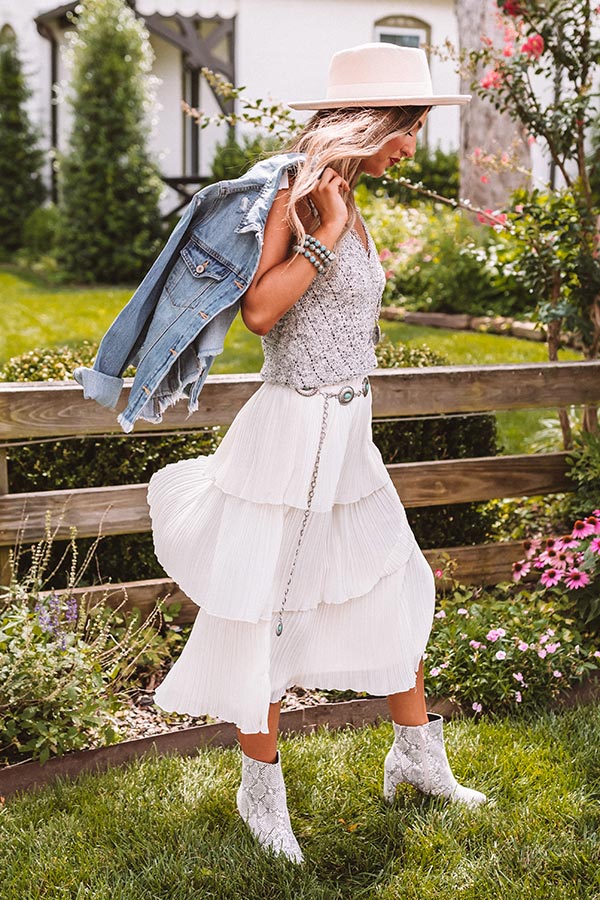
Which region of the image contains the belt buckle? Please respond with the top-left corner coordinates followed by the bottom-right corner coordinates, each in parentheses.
top-left (338, 385), bottom-right (355, 404)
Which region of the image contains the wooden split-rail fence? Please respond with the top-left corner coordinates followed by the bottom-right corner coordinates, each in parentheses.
top-left (0, 361), bottom-right (598, 624)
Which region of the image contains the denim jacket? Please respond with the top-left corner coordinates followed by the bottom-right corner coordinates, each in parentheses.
top-left (73, 152), bottom-right (305, 433)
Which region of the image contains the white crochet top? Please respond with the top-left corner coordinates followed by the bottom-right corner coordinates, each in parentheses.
top-left (260, 215), bottom-right (386, 389)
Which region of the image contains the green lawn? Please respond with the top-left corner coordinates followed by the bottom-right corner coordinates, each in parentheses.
top-left (1, 706), bottom-right (599, 899)
top-left (1, 268), bottom-right (585, 454)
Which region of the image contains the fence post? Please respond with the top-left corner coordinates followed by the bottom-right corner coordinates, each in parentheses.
top-left (0, 449), bottom-right (11, 584)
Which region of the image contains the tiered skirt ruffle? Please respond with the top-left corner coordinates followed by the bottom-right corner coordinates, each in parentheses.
top-left (148, 373), bottom-right (436, 734)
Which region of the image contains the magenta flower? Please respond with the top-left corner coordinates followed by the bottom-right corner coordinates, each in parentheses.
top-left (512, 559), bottom-right (531, 581)
top-left (472, 701), bottom-right (482, 713)
top-left (539, 634), bottom-right (549, 644)
top-left (540, 568), bottom-right (562, 587)
top-left (538, 648), bottom-right (547, 659)
top-left (513, 672), bottom-right (524, 682)
top-left (538, 548), bottom-right (558, 565)
top-left (564, 569), bottom-right (591, 590)
top-left (553, 551), bottom-right (571, 570)
top-left (546, 642), bottom-right (561, 654)
top-left (480, 68), bottom-right (502, 89)
top-left (495, 650), bottom-right (507, 660)
top-left (521, 34), bottom-right (544, 59)
top-left (517, 640), bottom-right (529, 651)
top-left (585, 514), bottom-right (600, 534)
top-left (556, 535), bottom-right (580, 550)
top-left (590, 537), bottom-right (600, 555)
top-left (572, 519), bottom-right (595, 540)
top-left (434, 568), bottom-right (444, 578)
top-left (470, 640), bottom-right (482, 649)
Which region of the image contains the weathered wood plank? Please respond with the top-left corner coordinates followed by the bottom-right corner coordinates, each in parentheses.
top-left (1, 361), bottom-right (599, 440)
top-left (0, 449), bottom-right (9, 582)
top-left (0, 453), bottom-right (574, 546)
top-left (39, 540), bottom-right (539, 628)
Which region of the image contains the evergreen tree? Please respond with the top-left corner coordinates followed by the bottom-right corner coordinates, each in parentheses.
top-left (0, 30), bottom-right (45, 254)
top-left (57, 0), bottom-right (163, 283)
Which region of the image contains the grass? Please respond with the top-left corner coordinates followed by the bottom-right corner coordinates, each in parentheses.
top-left (1, 705), bottom-right (599, 899)
top-left (0, 267), bottom-right (585, 454)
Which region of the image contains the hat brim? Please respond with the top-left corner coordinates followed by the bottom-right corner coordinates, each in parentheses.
top-left (288, 95), bottom-right (471, 110)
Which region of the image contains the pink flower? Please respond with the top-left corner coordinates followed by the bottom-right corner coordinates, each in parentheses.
top-left (515, 691), bottom-right (522, 703)
top-left (517, 640), bottom-right (529, 651)
top-left (480, 175), bottom-right (490, 184)
top-left (457, 608), bottom-right (468, 615)
top-left (522, 537), bottom-right (541, 558)
top-left (473, 147), bottom-right (483, 159)
top-left (430, 667), bottom-right (441, 676)
top-left (547, 628), bottom-right (555, 636)
top-left (585, 514), bottom-right (600, 533)
top-left (385, 271), bottom-right (394, 281)
top-left (539, 634), bottom-right (549, 644)
top-left (556, 535), bottom-right (580, 550)
top-left (553, 670), bottom-right (562, 678)
top-left (537, 648), bottom-right (547, 659)
top-left (594, 650), bottom-right (600, 658)
top-left (486, 627), bottom-right (506, 642)
top-left (553, 551), bottom-right (571, 570)
top-left (512, 559), bottom-right (531, 581)
top-left (564, 569), bottom-right (591, 590)
top-left (513, 672), bottom-right (524, 682)
top-left (527, 134), bottom-right (536, 145)
top-left (379, 248), bottom-right (392, 261)
top-left (572, 519), bottom-right (595, 539)
top-left (470, 640), bottom-right (482, 649)
top-left (504, 0), bottom-right (524, 16)
top-left (546, 642), bottom-right (561, 654)
top-left (434, 568), bottom-right (444, 578)
top-left (539, 548), bottom-right (558, 565)
top-left (472, 701), bottom-right (483, 713)
top-left (480, 69), bottom-right (503, 90)
top-left (501, 152), bottom-right (510, 165)
top-left (496, 650), bottom-right (507, 660)
top-left (540, 568), bottom-right (562, 587)
top-left (521, 34), bottom-right (544, 59)
top-left (590, 537), bottom-right (600, 554)
top-left (503, 43), bottom-right (514, 57)
top-left (434, 610), bottom-right (447, 618)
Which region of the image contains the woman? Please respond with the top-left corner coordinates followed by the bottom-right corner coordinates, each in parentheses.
top-left (148, 43), bottom-right (488, 864)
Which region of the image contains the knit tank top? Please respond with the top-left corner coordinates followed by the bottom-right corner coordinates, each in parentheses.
top-left (260, 216), bottom-right (386, 389)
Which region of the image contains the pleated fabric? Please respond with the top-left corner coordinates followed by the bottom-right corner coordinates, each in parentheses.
top-left (148, 372), bottom-right (436, 734)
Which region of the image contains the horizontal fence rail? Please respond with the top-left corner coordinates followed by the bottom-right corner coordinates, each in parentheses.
top-left (0, 361), bottom-right (598, 440)
top-left (0, 361), bottom-right (598, 591)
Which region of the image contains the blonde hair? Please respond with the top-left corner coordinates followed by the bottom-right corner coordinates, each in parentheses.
top-left (284, 105), bottom-right (430, 243)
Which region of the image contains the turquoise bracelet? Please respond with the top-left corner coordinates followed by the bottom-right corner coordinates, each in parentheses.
top-left (293, 234), bottom-right (336, 274)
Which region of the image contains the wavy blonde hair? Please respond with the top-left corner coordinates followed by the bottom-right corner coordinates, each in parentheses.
top-left (284, 105), bottom-right (430, 243)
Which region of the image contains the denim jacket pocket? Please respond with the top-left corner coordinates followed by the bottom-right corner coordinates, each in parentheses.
top-left (165, 238), bottom-right (233, 309)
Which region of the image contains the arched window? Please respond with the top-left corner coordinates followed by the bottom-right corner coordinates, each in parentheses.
top-left (374, 15), bottom-right (430, 51)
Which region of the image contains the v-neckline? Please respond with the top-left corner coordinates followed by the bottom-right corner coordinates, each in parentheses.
top-left (351, 213), bottom-right (371, 258)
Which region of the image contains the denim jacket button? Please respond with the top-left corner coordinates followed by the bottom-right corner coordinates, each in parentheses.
top-left (195, 263), bottom-right (207, 274)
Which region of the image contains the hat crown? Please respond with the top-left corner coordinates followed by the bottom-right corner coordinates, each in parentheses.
top-left (326, 43), bottom-right (433, 101)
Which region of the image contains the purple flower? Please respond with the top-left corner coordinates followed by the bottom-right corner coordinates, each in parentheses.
top-left (472, 702), bottom-right (482, 713)
top-left (65, 594), bottom-right (78, 624)
top-left (552, 670), bottom-right (562, 678)
top-left (513, 672), bottom-right (524, 682)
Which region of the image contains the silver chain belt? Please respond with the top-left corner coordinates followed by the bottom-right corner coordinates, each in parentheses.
top-left (275, 376), bottom-right (370, 637)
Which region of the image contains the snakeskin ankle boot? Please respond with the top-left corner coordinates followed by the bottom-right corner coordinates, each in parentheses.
top-left (383, 712), bottom-right (488, 808)
top-left (236, 750), bottom-right (304, 863)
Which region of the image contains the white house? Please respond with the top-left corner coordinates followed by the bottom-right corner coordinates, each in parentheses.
top-left (0, 0), bottom-right (463, 212)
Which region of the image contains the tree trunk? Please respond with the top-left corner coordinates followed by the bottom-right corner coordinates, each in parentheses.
top-left (455, 0), bottom-right (531, 208)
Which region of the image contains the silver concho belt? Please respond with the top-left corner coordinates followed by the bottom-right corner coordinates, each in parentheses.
top-left (275, 375), bottom-right (370, 637)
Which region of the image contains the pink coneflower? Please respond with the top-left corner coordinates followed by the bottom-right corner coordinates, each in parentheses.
top-left (513, 672), bottom-right (524, 682)
top-left (585, 514), bottom-right (600, 534)
top-left (522, 537), bottom-right (542, 559)
top-left (555, 535), bottom-right (580, 550)
top-left (590, 537), bottom-right (600, 555)
top-left (572, 519), bottom-right (595, 539)
top-left (472, 701), bottom-right (483, 713)
top-left (538, 548), bottom-right (558, 565)
top-left (544, 538), bottom-right (559, 550)
top-left (540, 568), bottom-right (562, 587)
top-left (553, 551), bottom-right (571, 570)
top-left (512, 559), bottom-right (531, 581)
top-left (496, 650), bottom-right (507, 660)
top-left (564, 569), bottom-right (591, 590)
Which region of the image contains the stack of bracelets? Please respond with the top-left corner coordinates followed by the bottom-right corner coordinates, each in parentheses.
top-left (293, 234), bottom-right (336, 274)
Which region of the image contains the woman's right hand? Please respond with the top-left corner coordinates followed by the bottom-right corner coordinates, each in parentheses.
top-left (309, 167), bottom-right (350, 230)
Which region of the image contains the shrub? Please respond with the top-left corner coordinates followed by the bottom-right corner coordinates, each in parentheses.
top-left (0, 31), bottom-right (45, 255)
top-left (1, 344), bottom-right (221, 584)
top-left (424, 565), bottom-right (600, 715)
top-left (360, 144), bottom-right (460, 204)
top-left (20, 204), bottom-right (61, 258)
top-left (0, 528), bottom-right (161, 765)
top-left (210, 131), bottom-right (282, 183)
top-left (358, 187), bottom-right (533, 318)
top-left (373, 335), bottom-right (498, 549)
top-left (55, 0), bottom-right (163, 283)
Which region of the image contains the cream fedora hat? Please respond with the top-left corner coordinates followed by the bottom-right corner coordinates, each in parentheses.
top-left (288, 43), bottom-right (470, 109)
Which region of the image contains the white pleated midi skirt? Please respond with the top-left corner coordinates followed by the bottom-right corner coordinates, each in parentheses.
top-left (148, 372), bottom-right (436, 734)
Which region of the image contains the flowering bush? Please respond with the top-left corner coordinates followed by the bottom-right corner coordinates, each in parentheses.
top-left (425, 557), bottom-right (600, 714)
top-left (511, 509), bottom-right (600, 628)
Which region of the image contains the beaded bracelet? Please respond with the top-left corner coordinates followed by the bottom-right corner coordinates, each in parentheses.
top-left (292, 234), bottom-right (336, 274)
